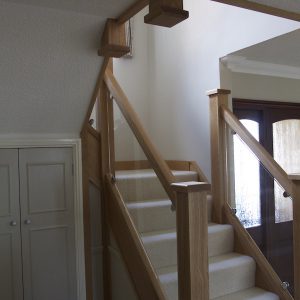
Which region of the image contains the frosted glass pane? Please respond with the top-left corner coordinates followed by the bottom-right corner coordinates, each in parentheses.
top-left (234, 120), bottom-right (261, 228)
top-left (273, 120), bottom-right (300, 223)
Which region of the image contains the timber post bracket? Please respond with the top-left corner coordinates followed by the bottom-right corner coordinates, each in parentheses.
top-left (144, 0), bottom-right (189, 27)
top-left (98, 18), bottom-right (130, 58)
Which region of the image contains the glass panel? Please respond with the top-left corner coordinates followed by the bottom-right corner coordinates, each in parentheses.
top-left (233, 119), bottom-right (261, 228)
top-left (231, 127), bottom-right (294, 294)
top-left (113, 100), bottom-right (185, 300)
top-left (273, 119), bottom-right (300, 223)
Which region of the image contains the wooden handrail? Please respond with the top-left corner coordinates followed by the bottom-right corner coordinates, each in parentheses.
top-left (104, 68), bottom-right (176, 202)
top-left (106, 174), bottom-right (167, 300)
top-left (221, 105), bottom-right (293, 197)
top-left (117, 0), bottom-right (149, 24)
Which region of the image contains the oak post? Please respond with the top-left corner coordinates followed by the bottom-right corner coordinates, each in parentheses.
top-left (99, 81), bottom-right (113, 299)
top-left (172, 181), bottom-right (210, 300)
top-left (207, 89), bottom-right (231, 224)
top-left (288, 175), bottom-right (300, 300)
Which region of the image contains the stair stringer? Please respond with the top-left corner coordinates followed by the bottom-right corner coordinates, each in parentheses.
top-left (223, 203), bottom-right (293, 300)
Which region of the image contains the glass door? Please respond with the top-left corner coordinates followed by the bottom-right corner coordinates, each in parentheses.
top-left (233, 99), bottom-right (300, 295)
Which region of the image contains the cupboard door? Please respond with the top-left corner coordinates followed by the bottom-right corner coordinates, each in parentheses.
top-left (0, 149), bottom-right (23, 300)
top-left (19, 148), bottom-right (77, 300)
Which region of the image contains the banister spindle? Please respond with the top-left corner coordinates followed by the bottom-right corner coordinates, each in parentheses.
top-left (288, 175), bottom-right (300, 299)
top-left (207, 89), bottom-right (231, 224)
top-left (172, 181), bottom-right (210, 300)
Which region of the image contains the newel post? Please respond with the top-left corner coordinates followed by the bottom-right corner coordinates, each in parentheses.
top-left (172, 181), bottom-right (210, 300)
top-left (207, 89), bottom-right (231, 224)
top-left (288, 175), bottom-right (300, 299)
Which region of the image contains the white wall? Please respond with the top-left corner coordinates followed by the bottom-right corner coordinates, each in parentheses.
top-left (231, 72), bottom-right (300, 102)
top-left (115, 1), bottom-right (300, 178)
top-left (0, 1), bottom-right (103, 136)
top-left (113, 9), bottom-right (149, 161)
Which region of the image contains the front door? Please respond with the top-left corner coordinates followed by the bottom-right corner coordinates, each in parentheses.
top-left (233, 99), bottom-right (300, 294)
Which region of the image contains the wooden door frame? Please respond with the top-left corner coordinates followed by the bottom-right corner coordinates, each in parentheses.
top-left (0, 137), bottom-right (86, 300)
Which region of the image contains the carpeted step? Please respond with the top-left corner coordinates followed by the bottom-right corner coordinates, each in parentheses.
top-left (158, 253), bottom-right (256, 300)
top-left (127, 196), bottom-right (213, 232)
top-left (116, 169), bottom-right (198, 202)
top-left (212, 287), bottom-right (279, 300)
top-left (141, 223), bottom-right (234, 269)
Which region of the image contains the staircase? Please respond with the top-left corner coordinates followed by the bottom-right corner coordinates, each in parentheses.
top-left (116, 169), bottom-right (279, 300)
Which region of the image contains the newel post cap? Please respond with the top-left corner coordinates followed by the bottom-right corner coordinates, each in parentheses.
top-left (171, 181), bottom-right (211, 193)
top-left (206, 89), bottom-right (231, 97)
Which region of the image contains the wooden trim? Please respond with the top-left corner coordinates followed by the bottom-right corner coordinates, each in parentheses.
top-left (207, 89), bottom-right (231, 96)
top-left (290, 180), bottom-right (300, 299)
top-left (80, 130), bottom-right (94, 300)
top-left (104, 69), bottom-right (176, 202)
top-left (98, 19), bottom-right (130, 58)
top-left (221, 106), bottom-right (293, 197)
top-left (106, 175), bottom-right (167, 300)
top-left (209, 92), bottom-right (230, 223)
top-left (117, 0), bottom-right (149, 24)
top-left (224, 204), bottom-right (293, 300)
top-left (81, 57), bottom-right (110, 134)
top-left (189, 161), bottom-right (209, 184)
top-left (173, 183), bottom-right (209, 300)
top-left (233, 98), bottom-right (300, 110)
top-left (99, 81), bottom-right (113, 300)
top-left (211, 0), bottom-right (300, 22)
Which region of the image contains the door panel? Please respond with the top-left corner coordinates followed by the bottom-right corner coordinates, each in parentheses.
top-left (19, 148), bottom-right (77, 300)
top-left (0, 149), bottom-right (23, 300)
top-left (233, 99), bottom-right (300, 294)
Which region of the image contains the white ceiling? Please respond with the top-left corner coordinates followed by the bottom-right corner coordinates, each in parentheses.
top-left (2, 0), bottom-right (135, 17)
top-left (249, 0), bottom-right (300, 15)
top-left (228, 29), bottom-right (300, 68)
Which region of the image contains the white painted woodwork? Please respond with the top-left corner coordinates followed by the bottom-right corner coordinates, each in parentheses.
top-left (0, 149), bottom-right (23, 300)
top-left (19, 148), bottom-right (77, 300)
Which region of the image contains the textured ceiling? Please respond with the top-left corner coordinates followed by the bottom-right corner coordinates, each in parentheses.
top-left (230, 29), bottom-right (300, 68)
top-left (2, 0), bottom-right (135, 17)
top-left (249, 0), bottom-right (300, 14)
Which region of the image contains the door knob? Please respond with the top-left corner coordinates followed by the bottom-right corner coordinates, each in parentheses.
top-left (24, 219), bottom-right (31, 225)
top-left (10, 221), bottom-right (17, 226)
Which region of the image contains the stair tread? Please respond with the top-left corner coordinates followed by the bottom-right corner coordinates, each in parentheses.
top-left (141, 223), bottom-right (232, 242)
top-left (212, 287), bottom-right (279, 300)
top-left (157, 252), bottom-right (254, 278)
top-left (116, 169), bottom-right (198, 180)
top-left (127, 199), bottom-right (171, 209)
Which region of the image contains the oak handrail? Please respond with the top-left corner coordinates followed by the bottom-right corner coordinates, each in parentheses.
top-left (221, 105), bottom-right (293, 197)
top-left (104, 68), bottom-right (176, 202)
top-left (106, 174), bottom-right (167, 300)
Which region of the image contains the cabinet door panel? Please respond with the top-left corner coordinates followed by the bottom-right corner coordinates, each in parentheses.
top-left (19, 148), bottom-right (77, 300)
top-left (0, 149), bottom-right (23, 300)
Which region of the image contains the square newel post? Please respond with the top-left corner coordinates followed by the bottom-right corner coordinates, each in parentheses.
top-left (144, 0), bottom-right (189, 27)
top-left (172, 181), bottom-right (211, 300)
top-left (207, 89), bottom-right (231, 224)
top-left (288, 174), bottom-right (300, 299)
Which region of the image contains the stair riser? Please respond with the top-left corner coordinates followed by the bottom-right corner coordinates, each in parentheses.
top-left (159, 257), bottom-right (256, 300)
top-left (129, 198), bottom-right (213, 232)
top-left (116, 172), bottom-right (198, 202)
top-left (128, 204), bottom-right (175, 233)
top-left (143, 225), bottom-right (234, 269)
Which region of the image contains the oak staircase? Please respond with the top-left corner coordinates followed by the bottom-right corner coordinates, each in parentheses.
top-left (81, 61), bottom-right (300, 300)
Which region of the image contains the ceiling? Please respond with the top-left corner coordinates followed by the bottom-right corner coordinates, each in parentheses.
top-left (222, 29), bottom-right (300, 79)
top-left (249, 0), bottom-right (300, 14)
top-left (2, 0), bottom-right (135, 17)
top-left (229, 29), bottom-right (300, 68)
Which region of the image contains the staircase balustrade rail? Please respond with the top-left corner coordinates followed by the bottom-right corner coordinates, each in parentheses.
top-left (97, 64), bottom-right (211, 299)
top-left (208, 89), bottom-right (299, 300)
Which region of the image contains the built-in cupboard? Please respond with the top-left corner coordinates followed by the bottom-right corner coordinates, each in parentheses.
top-left (0, 147), bottom-right (77, 300)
